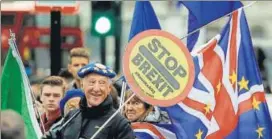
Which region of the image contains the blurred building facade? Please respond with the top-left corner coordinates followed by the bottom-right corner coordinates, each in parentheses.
top-left (1, 1), bottom-right (272, 92)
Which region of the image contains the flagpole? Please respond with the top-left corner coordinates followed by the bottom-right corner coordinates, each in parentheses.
top-left (180, 1), bottom-right (257, 41)
top-left (119, 81), bottom-right (127, 114)
top-left (9, 29), bottom-right (46, 134)
top-left (90, 93), bottom-right (136, 139)
top-left (109, 2), bottom-right (257, 96)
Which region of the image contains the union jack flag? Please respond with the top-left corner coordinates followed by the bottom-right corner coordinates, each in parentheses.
top-left (127, 1), bottom-right (272, 138)
top-left (132, 122), bottom-right (178, 139)
top-left (164, 9), bottom-right (272, 139)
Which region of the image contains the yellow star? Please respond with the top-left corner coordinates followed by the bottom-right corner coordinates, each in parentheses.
top-left (256, 126), bottom-right (265, 139)
top-left (238, 76), bottom-right (249, 91)
top-left (216, 80), bottom-right (221, 94)
top-left (204, 103), bottom-right (211, 115)
top-left (229, 71), bottom-right (237, 85)
top-left (195, 129), bottom-right (203, 139)
top-left (252, 96), bottom-right (261, 110)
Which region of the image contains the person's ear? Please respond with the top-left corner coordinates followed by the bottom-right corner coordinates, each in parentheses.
top-left (81, 78), bottom-right (87, 90)
top-left (107, 83), bottom-right (112, 95)
top-left (68, 64), bottom-right (72, 73)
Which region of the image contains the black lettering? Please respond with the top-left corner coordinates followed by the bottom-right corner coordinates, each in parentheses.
top-left (158, 82), bottom-right (167, 92)
top-left (173, 65), bottom-right (187, 78)
top-left (148, 41), bottom-right (158, 53)
top-left (157, 41), bottom-right (170, 60)
top-left (165, 56), bottom-right (178, 70)
top-left (152, 75), bottom-right (164, 90)
top-left (139, 61), bottom-right (151, 74)
top-left (146, 68), bottom-right (157, 82)
top-left (132, 53), bottom-right (144, 66)
top-left (163, 86), bottom-right (174, 97)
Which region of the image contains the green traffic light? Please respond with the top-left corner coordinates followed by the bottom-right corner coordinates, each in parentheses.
top-left (95, 16), bottom-right (112, 35)
top-left (91, 10), bottom-right (115, 37)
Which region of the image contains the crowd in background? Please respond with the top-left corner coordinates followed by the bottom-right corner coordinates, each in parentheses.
top-left (2, 47), bottom-right (170, 139)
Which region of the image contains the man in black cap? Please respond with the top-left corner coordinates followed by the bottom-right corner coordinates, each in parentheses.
top-left (43, 62), bottom-right (135, 139)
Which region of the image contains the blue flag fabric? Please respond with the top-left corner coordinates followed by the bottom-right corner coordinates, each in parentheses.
top-left (128, 1), bottom-right (161, 41)
top-left (225, 9), bottom-right (272, 139)
top-left (178, 1), bottom-right (243, 52)
top-left (125, 1), bottom-right (272, 138)
top-left (164, 9), bottom-right (272, 138)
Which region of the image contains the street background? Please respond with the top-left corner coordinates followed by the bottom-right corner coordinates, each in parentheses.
top-left (1, 1), bottom-right (272, 114)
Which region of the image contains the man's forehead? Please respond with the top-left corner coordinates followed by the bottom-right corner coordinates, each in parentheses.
top-left (41, 85), bottom-right (63, 93)
top-left (71, 57), bottom-right (89, 63)
top-left (42, 85), bottom-right (62, 89)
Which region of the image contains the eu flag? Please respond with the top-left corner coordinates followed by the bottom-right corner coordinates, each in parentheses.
top-left (128, 1), bottom-right (161, 41)
top-left (178, 1), bottom-right (243, 51)
top-left (164, 9), bottom-right (272, 139)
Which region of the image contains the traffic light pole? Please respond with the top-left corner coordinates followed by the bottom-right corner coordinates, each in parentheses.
top-left (50, 10), bottom-right (62, 75)
top-left (114, 2), bottom-right (121, 73)
top-left (100, 37), bottom-right (106, 64)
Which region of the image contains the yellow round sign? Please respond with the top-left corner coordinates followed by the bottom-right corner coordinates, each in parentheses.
top-left (123, 30), bottom-right (194, 107)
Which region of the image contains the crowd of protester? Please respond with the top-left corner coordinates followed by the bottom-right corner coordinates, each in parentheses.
top-left (22, 48), bottom-right (168, 139)
top-left (1, 47), bottom-right (169, 139)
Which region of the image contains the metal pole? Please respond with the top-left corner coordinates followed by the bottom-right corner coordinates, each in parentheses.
top-left (119, 81), bottom-right (127, 113)
top-left (100, 37), bottom-right (106, 64)
top-left (90, 93), bottom-right (136, 139)
top-left (115, 34), bottom-right (120, 73)
top-left (114, 2), bottom-right (121, 73)
top-left (50, 10), bottom-right (62, 75)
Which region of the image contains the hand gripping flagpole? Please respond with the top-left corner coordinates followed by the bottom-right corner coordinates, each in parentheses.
top-left (9, 29), bottom-right (46, 133)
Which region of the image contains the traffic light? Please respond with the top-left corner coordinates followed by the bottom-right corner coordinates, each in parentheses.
top-left (91, 2), bottom-right (119, 37)
top-left (90, 1), bottom-right (122, 70)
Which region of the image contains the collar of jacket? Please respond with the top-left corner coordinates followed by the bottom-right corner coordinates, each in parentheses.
top-left (40, 108), bottom-right (62, 132)
top-left (79, 95), bottom-right (113, 119)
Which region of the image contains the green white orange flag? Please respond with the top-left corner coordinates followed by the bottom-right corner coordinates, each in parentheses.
top-left (1, 34), bottom-right (42, 139)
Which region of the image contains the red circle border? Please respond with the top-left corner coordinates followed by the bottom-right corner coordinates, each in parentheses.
top-left (123, 29), bottom-right (195, 107)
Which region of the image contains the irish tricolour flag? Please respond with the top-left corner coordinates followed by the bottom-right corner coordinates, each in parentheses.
top-left (1, 34), bottom-right (42, 138)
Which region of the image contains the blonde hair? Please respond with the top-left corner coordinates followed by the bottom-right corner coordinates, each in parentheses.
top-left (69, 48), bottom-right (90, 63)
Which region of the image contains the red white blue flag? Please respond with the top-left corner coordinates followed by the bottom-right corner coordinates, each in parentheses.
top-left (164, 9), bottom-right (272, 139)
